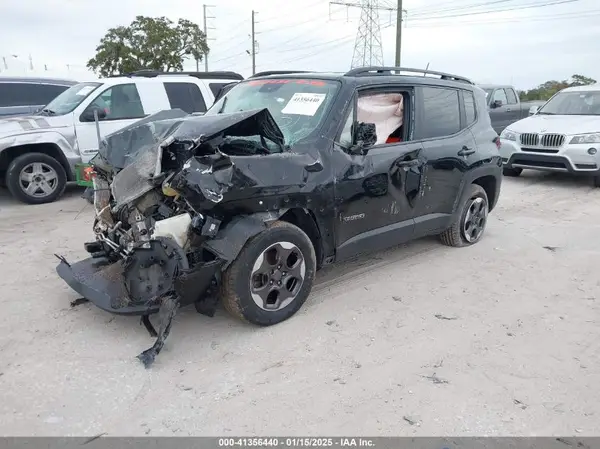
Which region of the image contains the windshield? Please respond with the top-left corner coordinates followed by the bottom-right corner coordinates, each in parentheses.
top-left (205, 78), bottom-right (340, 145)
top-left (538, 91), bottom-right (600, 116)
top-left (43, 82), bottom-right (102, 115)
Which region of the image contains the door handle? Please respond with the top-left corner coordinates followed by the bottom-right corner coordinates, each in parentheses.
top-left (506, 108), bottom-right (512, 112)
top-left (397, 159), bottom-right (420, 168)
top-left (458, 146), bottom-right (475, 156)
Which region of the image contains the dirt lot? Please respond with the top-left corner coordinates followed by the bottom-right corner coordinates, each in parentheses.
top-left (0, 173), bottom-right (599, 437)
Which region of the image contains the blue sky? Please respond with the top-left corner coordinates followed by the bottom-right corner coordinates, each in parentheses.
top-left (1, 0), bottom-right (599, 90)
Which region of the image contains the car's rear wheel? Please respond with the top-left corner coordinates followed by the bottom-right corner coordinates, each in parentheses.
top-left (6, 153), bottom-right (67, 204)
top-left (593, 176), bottom-right (600, 188)
top-left (440, 184), bottom-right (489, 248)
top-left (221, 220), bottom-right (317, 326)
top-left (502, 167), bottom-right (522, 177)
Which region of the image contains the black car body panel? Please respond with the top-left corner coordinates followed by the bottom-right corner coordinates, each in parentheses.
top-left (56, 67), bottom-right (502, 367)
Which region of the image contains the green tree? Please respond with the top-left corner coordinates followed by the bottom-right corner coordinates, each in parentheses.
top-left (87, 16), bottom-right (209, 77)
top-left (518, 74), bottom-right (596, 101)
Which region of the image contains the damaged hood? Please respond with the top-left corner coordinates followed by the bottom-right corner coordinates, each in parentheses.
top-left (96, 108), bottom-right (286, 171)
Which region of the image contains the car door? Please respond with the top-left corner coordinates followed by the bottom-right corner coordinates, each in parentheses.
top-left (488, 87), bottom-right (510, 133)
top-left (74, 83), bottom-right (147, 163)
top-left (503, 87), bottom-right (521, 125)
top-left (410, 85), bottom-right (474, 236)
top-left (332, 87), bottom-right (423, 261)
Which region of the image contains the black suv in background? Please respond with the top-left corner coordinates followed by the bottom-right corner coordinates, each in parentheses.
top-left (0, 76), bottom-right (77, 117)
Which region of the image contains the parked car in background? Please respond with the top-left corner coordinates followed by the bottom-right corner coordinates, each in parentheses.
top-left (0, 70), bottom-right (243, 204)
top-left (478, 84), bottom-right (545, 134)
top-left (0, 76), bottom-right (78, 118)
top-left (499, 84), bottom-right (600, 185)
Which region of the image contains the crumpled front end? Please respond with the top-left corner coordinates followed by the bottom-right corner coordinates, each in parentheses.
top-left (55, 108), bottom-right (289, 367)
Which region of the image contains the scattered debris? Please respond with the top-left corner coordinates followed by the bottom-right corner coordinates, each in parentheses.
top-left (326, 320), bottom-right (336, 326)
top-left (422, 372), bottom-right (449, 384)
top-left (514, 399), bottom-right (527, 410)
top-left (70, 298), bottom-right (89, 308)
top-left (353, 361), bottom-right (362, 369)
top-left (333, 377), bottom-right (347, 385)
top-left (81, 433), bottom-right (107, 445)
top-left (261, 361), bottom-right (284, 373)
top-left (179, 369), bottom-right (185, 373)
top-left (179, 385), bottom-right (193, 391)
top-left (507, 332), bottom-right (515, 337)
top-left (392, 296), bottom-right (402, 302)
top-left (403, 416), bottom-right (420, 426)
top-left (433, 359), bottom-right (444, 368)
top-left (575, 429), bottom-right (583, 433)
top-left (435, 314), bottom-right (458, 320)
top-left (144, 428), bottom-right (151, 435)
top-left (210, 341), bottom-right (219, 350)
top-left (543, 246), bottom-right (558, 252)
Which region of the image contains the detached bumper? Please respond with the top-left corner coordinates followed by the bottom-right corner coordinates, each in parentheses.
top-left (56, 257), bottom-right (158, 315)
top-left (56, 255), bottom-right (224, 316)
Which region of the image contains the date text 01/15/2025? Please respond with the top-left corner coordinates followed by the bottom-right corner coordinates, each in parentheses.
top-left (218, 438), bottom-right (375, 447)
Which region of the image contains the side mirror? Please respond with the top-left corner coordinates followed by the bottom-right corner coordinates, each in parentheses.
top-left (529, 105), bottom-right (540, 116)
top-left (491, 100), bottom-right (503, 109)
top-left (80, 106), bottom-right (107, 122)
top-left (348, 122), bottom-right (377, 154)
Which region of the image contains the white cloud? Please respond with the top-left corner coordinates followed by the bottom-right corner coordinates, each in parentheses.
top-left (1, 0), bottom-right (599, 90)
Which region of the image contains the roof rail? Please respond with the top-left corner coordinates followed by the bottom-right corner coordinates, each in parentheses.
top-left (248, 70), bottom-right (312, 78)
top-left (121, 70), bottom-right (244, 81)
top-left (344, 66), bottom-right (473, 84)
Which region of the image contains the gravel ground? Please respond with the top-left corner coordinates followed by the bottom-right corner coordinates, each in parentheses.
top-left (0, 173), bottom-right (599, 437)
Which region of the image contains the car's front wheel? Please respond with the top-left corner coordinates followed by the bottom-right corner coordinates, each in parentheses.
top-left (6, 153), bottom-right (67, 204)
top-left (440, 183), bottom-right (489, 248)
top-left (221, 220), bottom-right (317, 326)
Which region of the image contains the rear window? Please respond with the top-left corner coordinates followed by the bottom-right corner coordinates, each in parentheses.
top-left (164, 82), bottom-right (207, 113)
top-left (0, 82), bottom-right (70, 107)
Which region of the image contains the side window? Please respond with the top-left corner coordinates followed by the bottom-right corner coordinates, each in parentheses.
top-left (463, 91), bottom-right (476, 126)
top-left (0, 83), bottom-right (38, 107)
top-left (29, 84), bottom-right (70, 105)
top-left (492, 88), bottom-right (508, 105)
top-left (505, 88), bottom-right (518, 105)
top-left (420, 87), bottom-right (460, 139)
top-left (164, 82), bottom-right (207, 114)
top-left (209, 82), bottom-right (229, 98)
top-left (338, 104), bottom-right (355, 148)
top-left (356, 91), bottom-right (406, 146)
top-left (87, 84), bottom-right (144, 120)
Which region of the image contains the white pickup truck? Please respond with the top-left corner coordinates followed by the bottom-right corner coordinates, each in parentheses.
top-left (0, 70), bottom-right (242, 204)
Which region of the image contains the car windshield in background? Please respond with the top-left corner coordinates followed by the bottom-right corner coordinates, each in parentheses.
top-left (205, 78), bottom-right (341, 145)
top-left (43, 82), bottom-right (102, 115)
top-left (538, 91), bottom-right (600, 116)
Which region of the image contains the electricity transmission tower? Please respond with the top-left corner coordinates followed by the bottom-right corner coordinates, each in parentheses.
top-left (330, 0), bottom-right (406, 68)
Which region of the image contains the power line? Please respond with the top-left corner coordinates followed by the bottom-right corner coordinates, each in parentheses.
top-left (406, 0), bottom-right (581, 21)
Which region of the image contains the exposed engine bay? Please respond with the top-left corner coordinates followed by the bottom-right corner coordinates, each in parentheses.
top-left (56, 107), bottom-right (300, 368)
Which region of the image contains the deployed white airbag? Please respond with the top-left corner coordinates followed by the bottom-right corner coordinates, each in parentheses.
top-left (357, 93), bottom-right (404, 145)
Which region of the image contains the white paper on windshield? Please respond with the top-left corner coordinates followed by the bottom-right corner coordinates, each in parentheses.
top-left (282, 93), bottom-right (326, 116)
top-left (76, 86), bottom-right (95, 96)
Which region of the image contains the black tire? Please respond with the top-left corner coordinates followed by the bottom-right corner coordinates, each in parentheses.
top-left (440, 183), bottom-right (489, 248)
top-left (593, 176), bottom-right (600, 188)
top-left (503, 167), bottom-right (522, 177)
top-left (6, 152), bottom-right (67, 204)
top-left (221, 220), bottom-right (317, 326)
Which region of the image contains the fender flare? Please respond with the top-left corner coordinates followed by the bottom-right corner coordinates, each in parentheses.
top-left (452, 162), bottom-right (502, 215)
top-left (201, 210), bottom-right (287, 268)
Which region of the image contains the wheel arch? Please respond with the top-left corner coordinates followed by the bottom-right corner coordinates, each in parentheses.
top-left (458, 164), bottom-right (502, 213)
top-left (0, 143), bottom-right (73, 181)
top-left (202, 208), bottom-right (324, 270)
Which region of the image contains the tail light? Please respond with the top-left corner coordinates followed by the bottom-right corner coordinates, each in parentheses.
top-left (494, 136), bottom-right (501, 150)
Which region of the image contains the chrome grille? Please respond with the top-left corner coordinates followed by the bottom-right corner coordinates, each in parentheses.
top-left (540, 134), bottom-right (565, 147)
top-left (520, 133), bottom-right (539, 146)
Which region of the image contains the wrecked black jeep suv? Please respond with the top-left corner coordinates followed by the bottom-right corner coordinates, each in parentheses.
top-left (56, 67), bottom-right (502, 367)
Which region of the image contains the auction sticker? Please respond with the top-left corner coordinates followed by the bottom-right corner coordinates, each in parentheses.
top-left (282, 93), bottom-right (326, 116)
